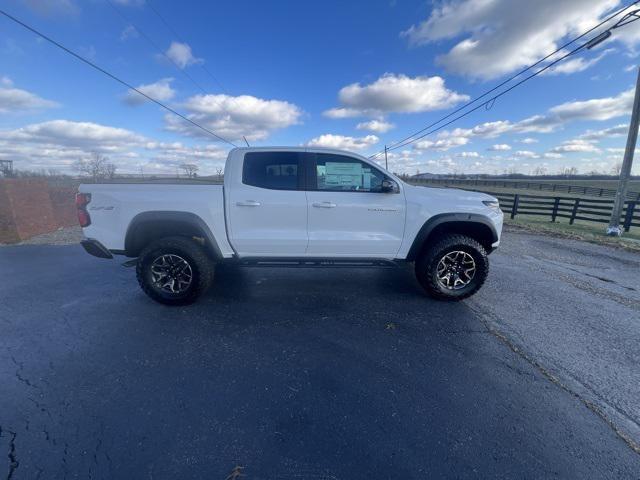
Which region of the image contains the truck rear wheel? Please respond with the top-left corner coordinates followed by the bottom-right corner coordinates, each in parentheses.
top-left (136, 236), bottom-right (214, 305)
top-left (415, 234), bottom-right (489, 301)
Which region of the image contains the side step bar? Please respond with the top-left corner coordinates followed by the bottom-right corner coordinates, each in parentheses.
top-left (236, 258), bottom-right (402, 268)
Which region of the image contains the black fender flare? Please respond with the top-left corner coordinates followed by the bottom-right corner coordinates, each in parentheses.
top-left (124, 211), bottom-right (223, 258)
top-left (406, 213), bottom-right (498, 261)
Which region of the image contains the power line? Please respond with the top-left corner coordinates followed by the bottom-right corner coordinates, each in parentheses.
top-left (106, 0), bottom-right (210, 95)
top-left (0, 8), bottom-right (237, 147)
top-left (145, 0), bottom-right (229, 95)
top-left (371, 0), bottom-right (640, 159)
top-left (105, 0), bottom-right (239, 132)
top-left (384, 44), bottom-right (586, 154)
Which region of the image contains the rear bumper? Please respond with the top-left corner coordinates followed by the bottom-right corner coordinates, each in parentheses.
top-left (81, 239), bottom-right (113, 259)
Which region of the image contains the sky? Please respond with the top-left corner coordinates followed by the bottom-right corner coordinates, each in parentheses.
top-left (2, 0), bottom-right (640, 176)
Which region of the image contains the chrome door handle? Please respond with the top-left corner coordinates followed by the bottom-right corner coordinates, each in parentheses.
top-left (236, 200), bottom-right (261, 207)
top-left (312, 202), bottom-right (336, 208)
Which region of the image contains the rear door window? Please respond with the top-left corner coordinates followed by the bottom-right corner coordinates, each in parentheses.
top-left (242, 152), bottom-right (303, 190)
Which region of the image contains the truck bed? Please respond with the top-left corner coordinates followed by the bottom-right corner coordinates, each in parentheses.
top-left (78, 184), bottom-right (234, 257)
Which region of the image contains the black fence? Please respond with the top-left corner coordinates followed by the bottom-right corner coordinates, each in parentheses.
top-left (412, 177), bottom-right (640, 200)
top-left (478, 191), bottom-right (638, 232)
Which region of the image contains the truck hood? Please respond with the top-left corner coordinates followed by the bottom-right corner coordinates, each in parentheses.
top-left (404, 184), bottom-right (497, 204)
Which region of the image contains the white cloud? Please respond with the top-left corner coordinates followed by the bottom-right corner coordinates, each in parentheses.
top-left (544, 49), bottom-right (612, 76)
top-left (0, 120), bottom-right (145, 172)
top-left (356, 120), bottom-right (395, 133)
top-left (324, 73), bottom-right (468, 118)
top-left (488, 144), bottom-right (511, 151)
top-left (579, 123), bottom-right (628, 141)
top-left (124, 78), bottom-right (176, 105)
top-left (456, 151), bottom-right (480, 158)
top-left (514, 150), bottom-right (540, 159)
top-left (414, 135), bottom-right (469, 151)
top-left (551, 139), bottom-right (601, 154)
top-left (415, 88), bottom-right (635, 152)
top-left (0, 77), bottom-right (59, 113)
top-left (166, 94), bottom-right (302, 141)
top-left (120, 25), bottom-right (139, 41)
top-left (306, 134), bottom-right (379, 151)
top-left (548, 88), bottom-right (634, 122)
top-left (521, 137), bottom-right (538, 144)
top-left (401, 0), bottom-right (624, 79)
top-left (0, 119), bottom-right (230, 174)
top-left (467, 120), bottom-right (513, 138)
top-left (163, 42), bottom-right (203, 69)
top-left (0, 120), bottom-right (145, 148)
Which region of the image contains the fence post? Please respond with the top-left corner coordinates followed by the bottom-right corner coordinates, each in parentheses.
top-left (511, 194), bottom-right (520, 219)
top-left (623, 201), bottom-right (636, 232)
top-left (599, 188), bottom-right (604, 197)
top-left (569, 198), bottom-right (580, 225)
top-left (551, 197), bottom-right (560, 222)
top-left (552, 184), bottom-right (557, 192)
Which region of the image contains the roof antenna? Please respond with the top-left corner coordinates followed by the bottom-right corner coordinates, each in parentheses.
top-left (243, 136), bottom-right (250, 147)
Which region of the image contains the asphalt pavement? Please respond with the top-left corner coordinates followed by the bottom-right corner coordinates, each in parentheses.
top-left (1, 230), bottom-right (639, 479)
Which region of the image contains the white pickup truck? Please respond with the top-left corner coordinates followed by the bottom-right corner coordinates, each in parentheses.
top-left (78, 147), bottom-right (503, 305)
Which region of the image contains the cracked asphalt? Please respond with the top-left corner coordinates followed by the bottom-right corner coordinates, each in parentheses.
top-left (1, 230), bottom-right (639, 479)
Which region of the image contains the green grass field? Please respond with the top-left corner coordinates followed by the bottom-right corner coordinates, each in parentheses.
top-left (505, 215), bottom-right (640, 251)
top-left (408, 180), bottom-right (640, 248)
top-left (498, 178), bottom-right (640, 190)
top-left (411, 178), bottom-right (640, 199)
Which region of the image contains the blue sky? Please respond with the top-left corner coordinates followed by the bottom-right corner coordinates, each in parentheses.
top-left (1, 0), bottom-right (640, 175)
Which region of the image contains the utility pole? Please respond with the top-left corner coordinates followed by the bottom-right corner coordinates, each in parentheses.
top-left (384, 145), bottom-right (388, 171)
top-left (607, 67), bottom-right (640, 236)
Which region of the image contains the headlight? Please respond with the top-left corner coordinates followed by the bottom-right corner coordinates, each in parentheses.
top-left (483, 199), bottom-right (500, 211)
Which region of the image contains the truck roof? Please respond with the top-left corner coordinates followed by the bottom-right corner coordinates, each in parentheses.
top-left (229, 146), bottom-right (370, 160)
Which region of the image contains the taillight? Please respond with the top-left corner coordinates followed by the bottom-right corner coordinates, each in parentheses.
top-left (76, 193), bottom-right (91, 227)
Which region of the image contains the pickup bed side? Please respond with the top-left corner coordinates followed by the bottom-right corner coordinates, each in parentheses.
top-left (78, 184), bottom-right (234, 258)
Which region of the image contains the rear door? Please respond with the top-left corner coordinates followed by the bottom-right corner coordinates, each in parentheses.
top-left (227, 151), bottom-right (307, 256)
top-left (305, 153), bottom-right (406, 257)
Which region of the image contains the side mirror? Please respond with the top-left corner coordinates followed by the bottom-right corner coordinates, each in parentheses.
top-left (381, 179), bottom-right (397, 193)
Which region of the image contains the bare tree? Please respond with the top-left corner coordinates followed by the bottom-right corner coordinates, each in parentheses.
top-left (215, 167), bottom-right (224, 182)
top-left (180, 163), bottom-right (199, 178)
top-left (105, 163), bottom-right (117, 180)
top-left (610, 162), bottom-right (623, 176)
top-left (74, 152), bottom-right (117, 182)
top-left (559, 166), bottom-right (578, 177)
top-left (532, 166), bottom-right (547, 176)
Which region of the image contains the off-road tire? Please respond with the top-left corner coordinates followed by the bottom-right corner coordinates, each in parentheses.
top-left (415, 234), bottom-right (489, 301)
top-left (136, 236), bottom-right (214, 305)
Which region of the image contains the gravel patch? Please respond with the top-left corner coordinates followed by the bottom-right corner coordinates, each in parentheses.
top-left (1, 226), bottom-right (84, 246)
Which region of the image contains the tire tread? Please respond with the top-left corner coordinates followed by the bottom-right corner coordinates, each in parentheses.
top-left (416, 234), bottom-right (489, 301)
top-left (136, 236), bottom-right (213, 305)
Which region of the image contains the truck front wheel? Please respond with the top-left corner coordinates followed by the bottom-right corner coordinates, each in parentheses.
top-left (136, 236), bottom-right (214, 305)
top-left (415, 234), bottom-right (489, 301)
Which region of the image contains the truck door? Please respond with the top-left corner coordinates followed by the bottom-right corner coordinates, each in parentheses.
top-left (227, 151), bottom-right (308, 256)
top-left (305, 153), bottom-right (405, 257)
